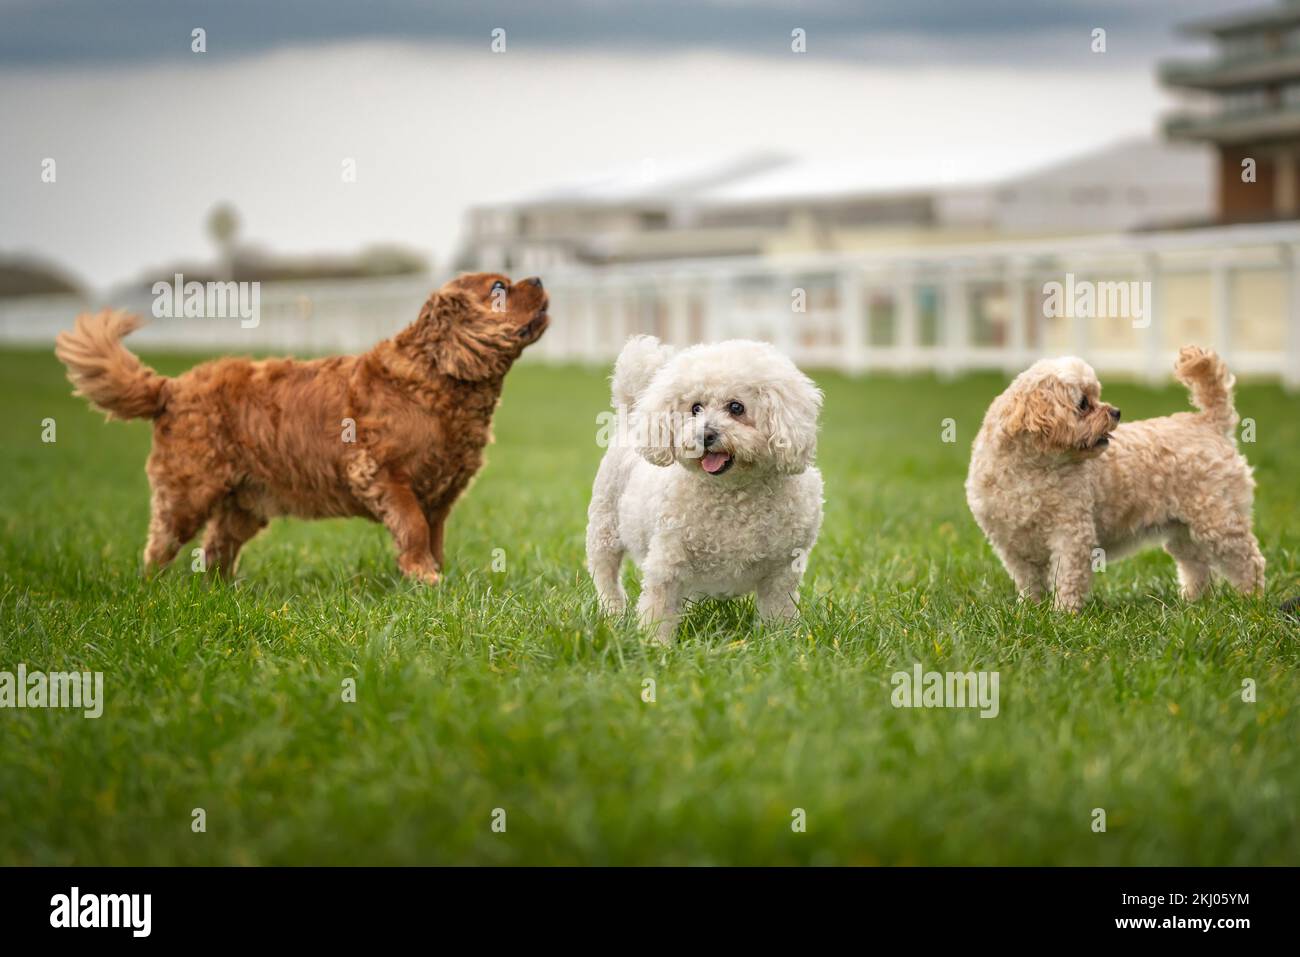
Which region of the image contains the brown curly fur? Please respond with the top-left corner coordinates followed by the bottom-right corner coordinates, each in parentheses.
top-left (54, 273), bottom-right (549, 583)
top-left (966, 345), bottom-right (1264, 611)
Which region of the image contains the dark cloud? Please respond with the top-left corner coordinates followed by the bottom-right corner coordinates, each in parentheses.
top-left (0, 0), bottom-right (1259, 67)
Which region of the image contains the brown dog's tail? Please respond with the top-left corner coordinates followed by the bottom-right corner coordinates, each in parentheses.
top-left (1174, 344), bottom-right (1237, 435)
top-left (54, 310), bottom-right (168, 420)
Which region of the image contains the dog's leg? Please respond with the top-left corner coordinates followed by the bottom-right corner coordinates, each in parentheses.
top-left (755, 566), bottom-right (801, 621)
top-left (1048, 533), bottom-right (1093, 613)
top-left (201, 499), bottom-right (266, 579)
top-left (1164, 525), bottom-right (1213, 601)
top-left (424, 500), bottom-right (453, 571)
top-left (589, 548), bottom-right (627, 615)
top-left (423, 477), bottom-right (472, 572)
top-left (1000, 550), bottom-right (1047, 602)
top-left (348, 454), bottom-right (439, 584)
top-left (636, 576), bottom-right (682, 645)
top-left (1200, 523), bottom-right (1266, 596)
top-left (585, 458), bottom-right (628, 614)
top-left (144, 492), bottom-right (182, 574)
top-left (143, 486), bottom-right (214, 576)
top-left (373, 480), bottom-right (440, 585)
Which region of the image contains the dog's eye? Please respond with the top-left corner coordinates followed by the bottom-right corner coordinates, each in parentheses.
top-left (690, 402), bottom-right (704, 416)
top-left (1078, 396), bottom-right (1090, 411)
top-left (490, 280), bottom-right (507, 295)
top-left (727, 401), bottom-right (745, 416)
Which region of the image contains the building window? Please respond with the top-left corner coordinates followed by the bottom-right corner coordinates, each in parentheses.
top-left (1069, 186), bottom-right (1108, 205)
top-left (1222, 34), bottom-right (1267, 61)
top-left (1223, 88), bottom-right (1270, 115)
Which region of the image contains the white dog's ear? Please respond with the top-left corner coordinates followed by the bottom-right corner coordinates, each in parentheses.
top-left (633, 374), bottom-right (679, 468)
top-left (757, 372), bottom-right (823, 473)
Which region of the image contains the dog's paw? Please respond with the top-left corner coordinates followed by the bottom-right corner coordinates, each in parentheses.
top-left (398, 555), bottom-right (441, 586)
top-left (597, 595), bottom-right (627, 616)
top-left (646, 618), bottom-right (678, 646)
top-left (1051, 593), bottom-right (1084, 613)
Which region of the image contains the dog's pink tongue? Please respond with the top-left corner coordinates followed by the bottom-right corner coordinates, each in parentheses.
top-left (701, 452), bottom-right (730, 474)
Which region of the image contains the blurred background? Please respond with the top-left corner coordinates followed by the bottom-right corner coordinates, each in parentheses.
top-left (2, 0), bottom-right (1299, 385)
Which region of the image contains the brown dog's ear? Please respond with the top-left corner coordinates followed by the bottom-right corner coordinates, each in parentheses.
top-left (399, 290), bottom-right (514, 380)
top-left (1001, 383), bottom-right (1070, 449)
top-left (1000, 388), bottom-right (1032, 437)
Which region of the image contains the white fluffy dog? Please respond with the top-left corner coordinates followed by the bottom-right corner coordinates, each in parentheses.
top-left (586, 336), bottom-right (824, 643)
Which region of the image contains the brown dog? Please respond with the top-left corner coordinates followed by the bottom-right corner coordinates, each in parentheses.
top-left (54, 273), bottom-right (549, 583)
top-left (965, 347), bottom-right (1263, 611)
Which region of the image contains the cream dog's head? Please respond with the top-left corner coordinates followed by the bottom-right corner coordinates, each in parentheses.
top-left (984, 356), bottom-right (1121, 457)
top-left (634, 340), bottom-right (822, 478)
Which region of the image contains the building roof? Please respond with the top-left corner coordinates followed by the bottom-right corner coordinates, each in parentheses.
top-left (1179, 1), bottom-right (1300, 38)
top-left (494, 137), bottom-right (1207, 215)
top-left (500, 152), bottom-right (790, 208)
top-left (497, 151), bottom-right (1003, 212)
top-left (996, 137), bottom-right (1212, 192)
top-left (1161, 51), bottom-right (1300, 92)
top-left (696, 159), bottom-right (983, 206)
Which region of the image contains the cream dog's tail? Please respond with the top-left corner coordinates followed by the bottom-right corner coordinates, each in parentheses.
top-left (610, 335), bottom-right (674, 409)
top-left (1174, 344), bottom-right (1237, 435)
top-left (54, 310), bottom-right (168, 421)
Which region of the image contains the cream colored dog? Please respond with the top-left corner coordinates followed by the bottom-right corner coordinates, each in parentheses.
top-left (586, 336), bottom-right (824, 643)
top-left (966, 345), bottom-right (1264, 611)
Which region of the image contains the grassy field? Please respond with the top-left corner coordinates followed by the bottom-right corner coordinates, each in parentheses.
top-left (0, 345), bottom-right (1297, 866)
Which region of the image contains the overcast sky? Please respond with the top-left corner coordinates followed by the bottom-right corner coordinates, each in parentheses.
top-left (0, 0), bottom-right (1261, 288)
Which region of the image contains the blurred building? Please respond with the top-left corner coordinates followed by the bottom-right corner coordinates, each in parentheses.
top-left (455, 139), bottom-right (1213, 272)
top-left (0, 256), bottom-right (84, 299)
top-left (455, 154), bottom-right (789, 271)
top-left (1162, 0), bottom-right (1300, 222)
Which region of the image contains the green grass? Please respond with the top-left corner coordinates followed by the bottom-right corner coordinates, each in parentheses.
top-left (1, 346), bottom-right (1297, 866)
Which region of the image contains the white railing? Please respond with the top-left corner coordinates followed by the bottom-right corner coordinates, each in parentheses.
top-left (0, 275), bottom-right (430, 356)
top-left (5, 221), bottom-right (1300, 388)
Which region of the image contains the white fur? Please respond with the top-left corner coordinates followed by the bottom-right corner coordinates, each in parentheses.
top-left (586, 336), bottom-right (824, 643)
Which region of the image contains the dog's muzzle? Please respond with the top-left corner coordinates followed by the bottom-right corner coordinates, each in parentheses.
top-left (698, 430), bottom-right (733, 474)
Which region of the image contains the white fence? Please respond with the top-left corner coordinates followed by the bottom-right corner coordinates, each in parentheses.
top-left (5, 221), bottom-right (1300, 388)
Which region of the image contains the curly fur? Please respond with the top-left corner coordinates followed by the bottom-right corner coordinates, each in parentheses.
top-left (586, 336), bottom-right (824, 643)
top-left (54, 273), bottom-right (549, 582)
top-left (54, 310), bottom-right (168, 420)
top-left (965, 345), bottom-right (1264, 611)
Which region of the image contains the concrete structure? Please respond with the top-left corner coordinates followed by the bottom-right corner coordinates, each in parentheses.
top-left (455, 140), bottom-right (1214, 273)
top-left (1163, 0), bottom-right (1300, 221)
top-left (9, 221), bottom-right (1299, 389)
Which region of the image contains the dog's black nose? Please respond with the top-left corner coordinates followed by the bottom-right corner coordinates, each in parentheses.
top-left (702, 428), bottom-right (719, 448)
top-left (1110, 407), bottom-right (1121, 421)
top-left (522, 276), bottom-right (543, 289)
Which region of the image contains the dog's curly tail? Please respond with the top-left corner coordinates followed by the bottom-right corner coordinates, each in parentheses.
top-left (54, 310), bottom-right (168, 421)
top-left (1173, 344), bottom-right (1237, 435)
top-left (611, 335), bottom-right (674, 409)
